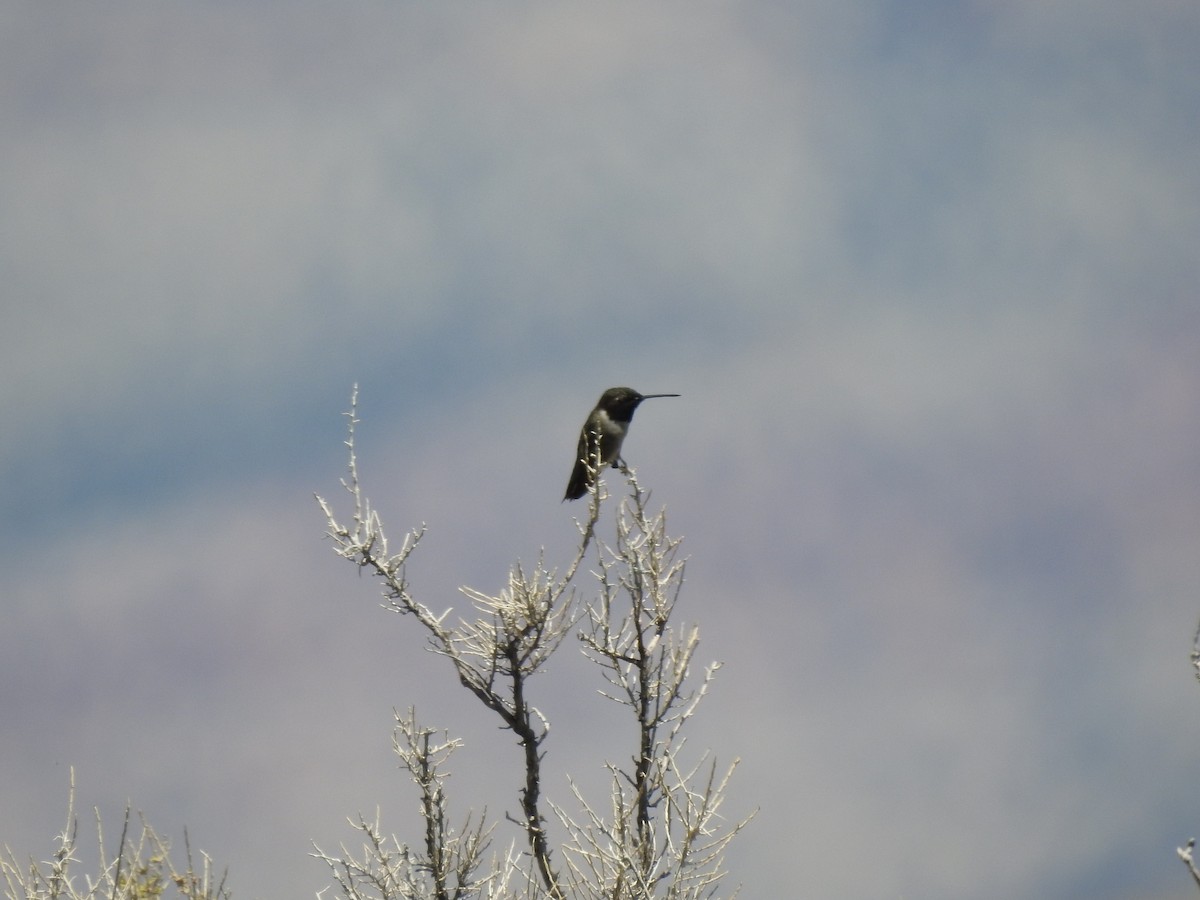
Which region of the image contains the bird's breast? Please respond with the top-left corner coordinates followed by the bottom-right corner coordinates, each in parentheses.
top-left (592, 408), bottom-right (628, 436)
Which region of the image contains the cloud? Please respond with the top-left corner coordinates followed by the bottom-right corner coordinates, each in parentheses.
top-left (1, 3), bottom-right (1198, 900)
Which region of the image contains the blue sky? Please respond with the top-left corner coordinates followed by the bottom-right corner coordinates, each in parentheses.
top-left (2, 3), bottom-right (1198, 898)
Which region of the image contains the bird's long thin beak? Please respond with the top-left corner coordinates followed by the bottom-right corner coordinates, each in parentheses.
top-left (640, 393), bottom-right (680, 399)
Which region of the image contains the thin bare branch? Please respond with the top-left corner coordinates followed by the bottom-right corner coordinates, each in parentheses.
top-left (317, 390), bottom-right (748, 900)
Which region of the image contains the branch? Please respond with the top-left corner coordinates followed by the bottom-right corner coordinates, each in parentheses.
top-left (1181, 838), bottom-right (1200, 893)
top-left (558, 468), bottom-right (754, 898)
top-left (316, 387), bottom-right (607, 899)
top-left (0, 769), bottom-right (232, 900)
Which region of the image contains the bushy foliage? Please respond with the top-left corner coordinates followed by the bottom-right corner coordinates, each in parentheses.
top-left (1, 771), bottom-right (229, 900)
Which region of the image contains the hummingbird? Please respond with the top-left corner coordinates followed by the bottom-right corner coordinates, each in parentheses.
top-left (563, 387), bottom-right (680, 501)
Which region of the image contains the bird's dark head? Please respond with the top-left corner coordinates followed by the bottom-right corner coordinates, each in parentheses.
top-left (595, 387), bottom-right (679, 422)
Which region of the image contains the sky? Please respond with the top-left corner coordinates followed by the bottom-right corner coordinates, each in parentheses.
top-left (2, 2), bottom-right (1198, 898)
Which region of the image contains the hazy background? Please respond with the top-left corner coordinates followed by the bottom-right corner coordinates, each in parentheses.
top-left (2, 3), bottom-right (1198, 898)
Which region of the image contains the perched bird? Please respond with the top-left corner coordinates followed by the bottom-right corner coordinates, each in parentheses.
top-left (563, 387), bottom-right (679, 501)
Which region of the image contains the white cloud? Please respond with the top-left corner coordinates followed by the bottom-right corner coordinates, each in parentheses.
top-left (1, 3), bottom-right (1197, 899)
